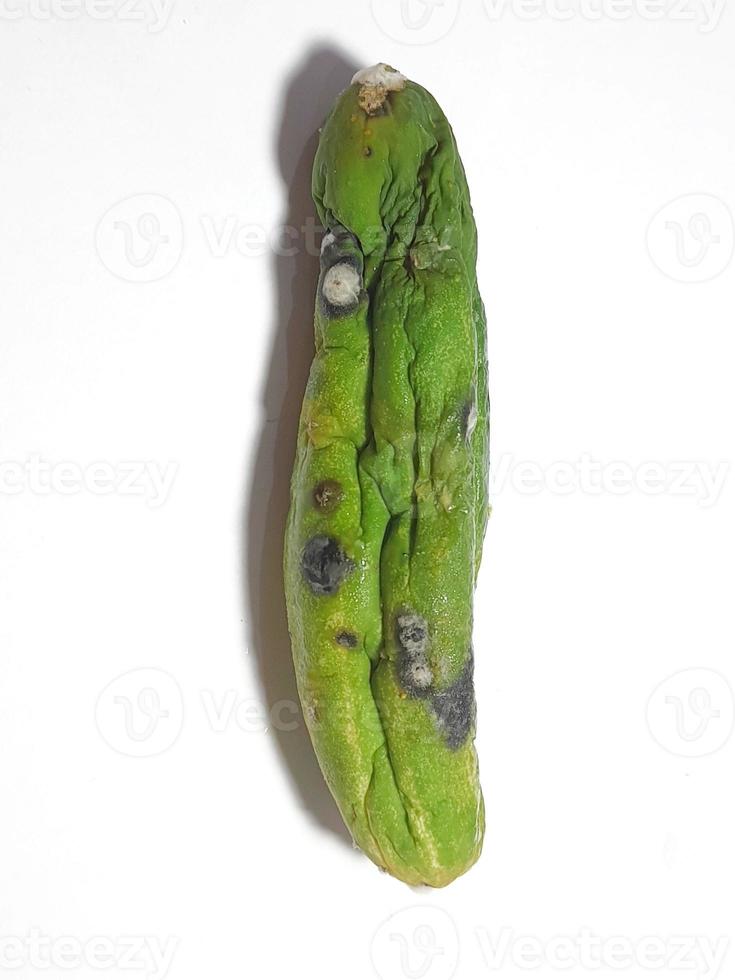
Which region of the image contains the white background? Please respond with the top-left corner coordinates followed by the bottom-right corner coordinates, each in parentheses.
top-left (1, 1), bottom-right (734, 979)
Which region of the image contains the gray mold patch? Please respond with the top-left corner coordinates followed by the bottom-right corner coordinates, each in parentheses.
top-left (430, 651), bottom-right (476, 750)
top-left (319, 225), bottom-right (356, 270)
top-left (300, 536), bottom-right (355, 596)
top-left (319, 225), bottom-right (364, 318)
top-left (394, 612), bottom-right (476, 748)
top-left (395, 612), bottom-right (433, 697)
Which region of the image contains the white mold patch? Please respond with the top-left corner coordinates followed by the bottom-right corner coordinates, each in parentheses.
top-left (322, 261), bottom-right (361, 308)
top-left (320, 231), bottom-right (336, 254)
top-left (406, 659), bottom-right (433, 692)
top-left (396, 612), bottom-right (433, 695)
top-left (351, 63), bottom-right (407, 91)
top-left (465, 401), bottom-right (478, 440)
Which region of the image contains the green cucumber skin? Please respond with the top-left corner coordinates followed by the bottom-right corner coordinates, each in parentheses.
top-left (283, 67), bottom-right (489, 887)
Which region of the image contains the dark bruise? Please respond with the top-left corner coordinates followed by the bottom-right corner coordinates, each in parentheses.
top-left (430, 651), bottom-right (476, 750)
top-left (301, 536), bottom-right (355, 596)
top-left (395, 612), bottom-right (433, 698)
top-left (335, 631), bottom-right (358, 649)
top-left (313, 479), bottom-right (343, 513)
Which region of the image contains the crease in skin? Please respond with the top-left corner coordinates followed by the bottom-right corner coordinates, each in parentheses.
top-left (352, 112), bottom-right (467, 872)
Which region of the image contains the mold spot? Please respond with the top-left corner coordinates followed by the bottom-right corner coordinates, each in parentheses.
top-left (300, 536), bottom-right (355, 596)
top-left (461, 398), bottom-right (478, 441)
top-left (363, 146), bottom-right (372, 157)
top-left (319, 231), bottom-right (336, 255)
top-left (430, 652), bottom-right (476, 750)
top-left (397, 613), bottom-right (427, 654)
top-left (335, 631), bottom-right (358, 649)
top-left (322, 261), bottom-right (361, 310)
top-left (313, 479), bottom-right (343, 513)
top-left (319, 226), bottom-right (362, 276)
top-left (351, 64), bottom-right (407, 115)
top-left (304, 701), bottom-right (320, 727)
top-left (395, 612), bottom-right (433, 697)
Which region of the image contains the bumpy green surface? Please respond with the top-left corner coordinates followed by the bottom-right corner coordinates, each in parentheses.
top-left (283, 65), bottom-right (489, 887)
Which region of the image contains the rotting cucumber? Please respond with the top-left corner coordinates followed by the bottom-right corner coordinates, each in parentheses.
top-left (283, 63), bottom-right (490, 887)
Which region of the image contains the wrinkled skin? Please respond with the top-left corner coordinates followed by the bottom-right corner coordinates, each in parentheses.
top-left (283, 66), bottom-right (490, 887)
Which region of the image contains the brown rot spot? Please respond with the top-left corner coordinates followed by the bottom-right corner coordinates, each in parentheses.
top-left (430, 651), bottom-right (476, 750)
top-left (313, 479), bottom-right (343, 513)
top-left (395, 612), bottom-right (433, 698)
top-left (335, 631), bottom-right (358, 649)
top-left (300, 536), bottom-right (355, 596)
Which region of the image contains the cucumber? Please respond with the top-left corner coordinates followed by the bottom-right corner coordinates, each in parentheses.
top-left (283, 64), bottom-right (489, 887)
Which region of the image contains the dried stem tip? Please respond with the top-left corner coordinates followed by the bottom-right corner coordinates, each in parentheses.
top-left (351, 63), bottom-right (407, 115)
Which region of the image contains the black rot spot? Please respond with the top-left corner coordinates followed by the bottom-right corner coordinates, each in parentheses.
top-left (430, 651), bottom-right (476, 751)
top-left (335, 631), bottom-right (358, 649)
top-left (300, 535), bottom-right (355, 596)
